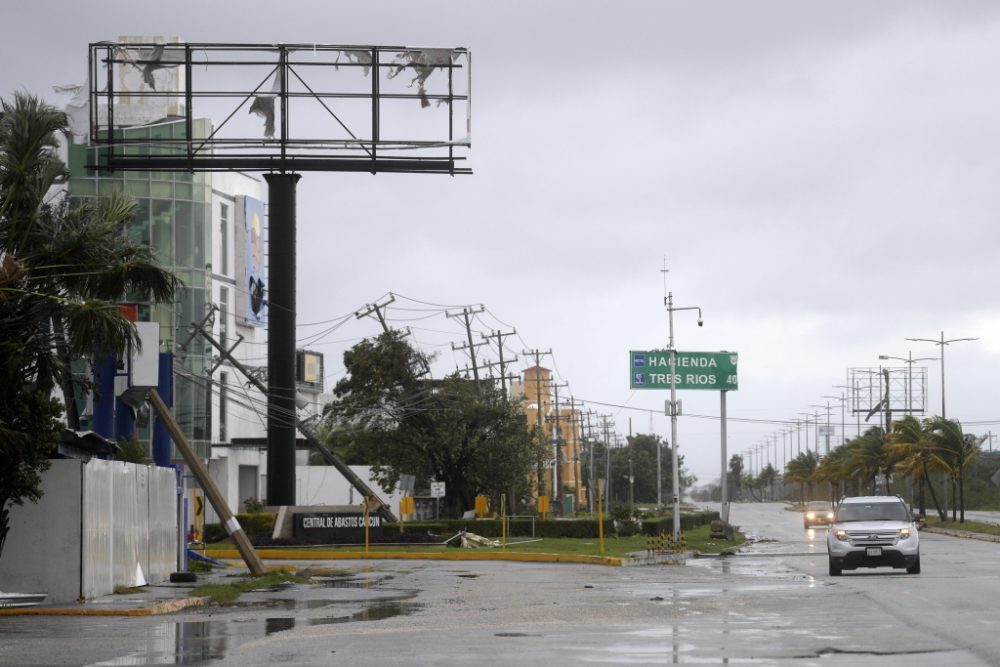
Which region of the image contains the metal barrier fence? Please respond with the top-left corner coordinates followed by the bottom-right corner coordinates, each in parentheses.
top-left (81, 459), bottom-right (177, 599)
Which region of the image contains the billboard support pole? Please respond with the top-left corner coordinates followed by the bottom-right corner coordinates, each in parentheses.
top-left (265, 173), bottom-right (301, 507)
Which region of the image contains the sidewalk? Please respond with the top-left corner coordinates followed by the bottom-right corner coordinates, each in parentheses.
top-left (0, 545), bottom-right (668, 617)
top-left (0, 569), bottom-right (235, 617)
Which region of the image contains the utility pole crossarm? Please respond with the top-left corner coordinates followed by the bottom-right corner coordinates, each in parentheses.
top-left (355, 294), bottom-right (396, 332)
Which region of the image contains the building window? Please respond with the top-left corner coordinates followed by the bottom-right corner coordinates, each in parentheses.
top-left (219, 371), bottom-right (228, 443)
top-left (219, 286), bottom-right (229, 346)
top-left (219, 203), bottom-right (229, 275)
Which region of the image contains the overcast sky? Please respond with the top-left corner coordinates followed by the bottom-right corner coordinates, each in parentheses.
top-left (4, 1), bottom-right (1000, 484)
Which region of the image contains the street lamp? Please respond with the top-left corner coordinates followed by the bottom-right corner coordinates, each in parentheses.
top-left (798, 412), bottom-right (816, 453)
top-left (906, 332), bottom-right (977, 419)
top-left (832, 384), bottom-right (860, 439)
top-left (810, 403), bottom-right (834, 455)
top-left (878, 352), bottom-right (938, 415)
top-left (822, 393), bottom-right (846, 446)
top-left (664, 291), bottom-right (703, 541)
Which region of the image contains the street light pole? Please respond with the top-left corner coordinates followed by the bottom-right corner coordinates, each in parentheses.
top-left (799, 413), bottom-right (814, 454)
top-left (906, 331), bottom-right (978, 419)
top-left (810, 403), bottom-right (834, 455)
top-left (823, 393), bottom-right (846, 446)
top-left (665, 291), bottom-right (703, 541)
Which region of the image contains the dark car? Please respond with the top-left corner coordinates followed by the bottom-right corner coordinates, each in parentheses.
top-left (803, 500), bottom-right (834, 528)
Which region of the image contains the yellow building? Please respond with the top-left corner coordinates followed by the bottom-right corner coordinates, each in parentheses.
top-left (513, 366), bottom-right (586, 513)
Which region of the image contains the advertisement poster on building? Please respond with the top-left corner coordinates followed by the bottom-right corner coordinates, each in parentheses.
top-left (243, 196), bottom-right (267, 327)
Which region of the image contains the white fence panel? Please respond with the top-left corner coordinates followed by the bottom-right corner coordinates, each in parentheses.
top-left (81, 458), bottom-right (114, 600)
top-left (148, 466), bottom-right (178, 581)
top-left (82, 459), bottom-right (178, 599)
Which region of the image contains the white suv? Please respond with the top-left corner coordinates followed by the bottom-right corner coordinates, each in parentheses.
top-left (826, 495), bottom-right (920, 576)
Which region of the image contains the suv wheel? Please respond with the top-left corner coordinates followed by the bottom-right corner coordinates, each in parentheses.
top-left (906, 554), bottom-right (921, 575)
top-left (828, 556), bottom-right (842, 576)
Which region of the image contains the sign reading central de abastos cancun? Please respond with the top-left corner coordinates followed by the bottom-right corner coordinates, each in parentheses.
top-left (294, 512), bottom-right (382, 543)
top-left (630, 351), bottom-right (738, 391)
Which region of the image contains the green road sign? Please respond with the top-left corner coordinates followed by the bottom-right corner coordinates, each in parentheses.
top-left (630, 350), bottom-right (738, 391)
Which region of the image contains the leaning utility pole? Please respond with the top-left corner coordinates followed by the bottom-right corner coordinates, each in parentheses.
top-left (355, 294), bottom-right (396, 332)
top-left (190, 320), bottom-right (397, 521)
top-left (147, 389), bottom-right (265, 576)
top-left (448, 305), bottom-right (486, 382)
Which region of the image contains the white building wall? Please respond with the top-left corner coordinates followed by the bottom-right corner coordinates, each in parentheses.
top-left (209, 172), bottom-right (268, 447)
top-left (296, 466), bottom-right (403, 511)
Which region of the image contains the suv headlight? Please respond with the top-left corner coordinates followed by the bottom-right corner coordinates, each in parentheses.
top-left (833, 529), bottom-right (849, 542)
top-left (899, 527), bottom-right (911, 540)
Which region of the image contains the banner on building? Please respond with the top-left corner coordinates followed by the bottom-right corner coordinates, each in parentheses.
top-left (236, 196), bottom-right (267, 327)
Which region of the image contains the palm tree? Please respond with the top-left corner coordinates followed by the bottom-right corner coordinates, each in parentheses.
top-left (925, 417), bottom-right (981, 522)
top-left (784, 450), bottom-right (819, 502)
top-left (0, 92), bottom-right (180, 558)
top-left (849, 426), bottom-right (889, 494)
top-left (728, 454), bottom-right (744, 501)
top-left (816, 444), bottom-right (850, 501)
top-left (886, 415), bottom-right (943, 520)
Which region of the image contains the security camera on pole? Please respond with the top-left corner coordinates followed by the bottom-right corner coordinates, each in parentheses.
top-left (630, 275), bottom-right (737, 541)
top-left (666, 291), bottom-right (702, 541)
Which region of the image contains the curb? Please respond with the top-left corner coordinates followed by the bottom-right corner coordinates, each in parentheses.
top-left (206, 548), bottom-right (625, 566)
top-left (920, 526), bottom-right (1000, 543)
top-left (0, 596), bottom-right (210, 617)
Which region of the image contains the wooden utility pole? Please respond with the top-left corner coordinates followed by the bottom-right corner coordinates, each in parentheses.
top-left (482, 328), bottom-right (517, 398)
top-left (190, 321), bottom-right (396, 521)
top-left (547, 379), bottom-right (569, 511)
top-left (146, 389), bottom-right (265, 576)
top-left (355, 294), bottom-right (396, 332)
top-left (447, 306), bottom-right (486, 382)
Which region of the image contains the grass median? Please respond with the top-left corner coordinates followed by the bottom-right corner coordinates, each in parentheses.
top-left (204, 524), bottom-right (746, 560)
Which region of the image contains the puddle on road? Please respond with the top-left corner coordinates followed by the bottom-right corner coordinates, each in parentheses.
top-left (89, 597), bottom-right (421, 666)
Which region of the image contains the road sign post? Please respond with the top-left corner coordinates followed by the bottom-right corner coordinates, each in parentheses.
top-left (629, 349), bottom-right (739, 535)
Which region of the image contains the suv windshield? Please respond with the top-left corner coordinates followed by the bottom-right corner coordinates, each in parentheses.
top-left (836, 502), bottom-right (909, 522)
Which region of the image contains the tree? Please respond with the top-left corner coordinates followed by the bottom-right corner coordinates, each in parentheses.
top-left (784, 450), bottom-right (819, 501)
top-left (322, 330), bottom-right (546, 517)
top-left (849, 426), bottom-right (889, 494)
top-left (758, 464), bottom-right (778, 501)
top-left (0, 92), bottom-right (181, 559)
top-left (886, 415), bottom-right (943, 519)
top-left (728, 454), bottom-right (744, 501)
top-left (925, 417), bottom-right (981, 522)
top-left (617, 433), bottom-right (686, 505)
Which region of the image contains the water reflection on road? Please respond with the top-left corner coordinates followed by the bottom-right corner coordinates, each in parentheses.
top-left (88, 590), bottom-right (421, 666)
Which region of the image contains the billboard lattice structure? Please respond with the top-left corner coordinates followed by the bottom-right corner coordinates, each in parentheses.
top-left (87, 42), bottom-right (471, 174)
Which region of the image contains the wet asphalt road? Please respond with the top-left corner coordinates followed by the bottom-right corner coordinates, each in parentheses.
top-left (2, 502), bottom-right (999, 665)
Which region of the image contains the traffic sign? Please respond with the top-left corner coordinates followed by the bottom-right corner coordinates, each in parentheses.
top-left (630, 350), bottom-right (738, 391)
top-left (430, 481), bottom-right (446, 498)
